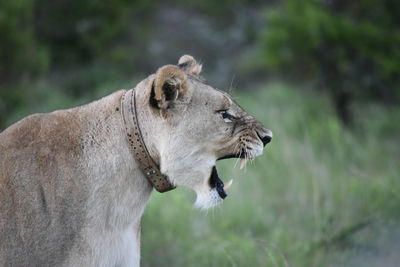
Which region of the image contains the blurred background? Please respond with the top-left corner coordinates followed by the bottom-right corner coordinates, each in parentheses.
top-left (1, 0), bottom-right (399, 266)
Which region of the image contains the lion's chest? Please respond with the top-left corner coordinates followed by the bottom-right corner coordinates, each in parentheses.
top-left (66, 223), bottom-right (141, 267)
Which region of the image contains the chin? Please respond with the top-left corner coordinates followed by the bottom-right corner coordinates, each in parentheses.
top-left (194, 188), bottom-right (223, 210)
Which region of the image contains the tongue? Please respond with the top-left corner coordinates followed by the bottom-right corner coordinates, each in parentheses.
top-left (210, 166), bottom-right (227, 199)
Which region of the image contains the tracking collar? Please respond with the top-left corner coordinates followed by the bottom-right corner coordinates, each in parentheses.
top-left (121, 89), bottom-right (175, 193)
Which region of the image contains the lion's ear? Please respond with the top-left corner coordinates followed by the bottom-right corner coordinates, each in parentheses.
top-left (178, 55), bottom-right (202, 76)
top-left (153, 65), bottom-right (188, 112)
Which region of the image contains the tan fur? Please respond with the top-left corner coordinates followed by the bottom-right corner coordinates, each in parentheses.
top-left (0, 55), bottom-right (272, 266)
top-left (178, 55), bottom-right (203, 76)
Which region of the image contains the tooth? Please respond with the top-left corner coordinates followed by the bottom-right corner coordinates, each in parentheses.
top-left (240, 158), bottom-right (247, 169)
top-left (224, 179), bottom-right (233, 190)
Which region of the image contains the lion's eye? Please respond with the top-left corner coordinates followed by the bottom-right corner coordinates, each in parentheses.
top-left (218, 110), bottom-right (234, 122)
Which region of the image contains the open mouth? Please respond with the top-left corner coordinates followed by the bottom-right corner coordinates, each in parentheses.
top-left (209, 151), bottom-right (253, 199)
top-left (209, 166), bottom-right (228, 199)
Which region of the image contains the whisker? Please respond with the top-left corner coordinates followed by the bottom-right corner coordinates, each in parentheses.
top-left (250, 152), bottom-right (255, 166)
top-left (233, 142), bottom-right (240, 155)
top-left (234, 146), bottom-right (242, 169)
top-left (244, 150), bottom-right (248, 172)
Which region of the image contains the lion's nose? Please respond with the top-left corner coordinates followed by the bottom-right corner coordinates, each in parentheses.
top-left (257, 130), bottom-right (272, 146)
top-left (261, 135), bottom-right (272, 146)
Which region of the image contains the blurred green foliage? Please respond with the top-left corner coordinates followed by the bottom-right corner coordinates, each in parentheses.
top-left (260, 0), bottom-right (400, 124)
top-left (0, 0), bottom-right (255, 82)
top-left (34, 0), bottom-right (152, 65)
top-left (0, 0), bottom-right (153, 78)
top-left (0, 0), bottom-right (152, 128)
top-left (0, 0), bottom-right (47, 82)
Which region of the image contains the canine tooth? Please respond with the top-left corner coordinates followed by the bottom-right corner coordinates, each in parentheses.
top-left (240, 158), bottom-right (247, 169)
top-left (224, 179), bottom-right (233, 190)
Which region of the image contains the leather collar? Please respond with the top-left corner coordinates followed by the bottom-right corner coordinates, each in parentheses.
top-left (120, 89), bottom-right (175, 193)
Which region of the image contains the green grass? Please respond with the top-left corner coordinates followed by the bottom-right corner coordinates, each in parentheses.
top-left (141, 83), bottom-right (400, 267)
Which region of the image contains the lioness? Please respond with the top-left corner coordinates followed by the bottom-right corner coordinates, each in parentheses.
top-left (0, 55), bottom-right (272, 266)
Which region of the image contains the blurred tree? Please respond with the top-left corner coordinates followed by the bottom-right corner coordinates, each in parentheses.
top-left (0, 0), bottom-right (153, 128)
top-left (0, 0), bottom-right (153, 84)
top-left (0, 0), bottom-right (147, 129)
top-left (0, 0), bottom-right (47, 129)
top-left (33, 0), bottom-right (151, 66)
top-left (32, 0), bottom-right (154, 97)
top-left (0, 0), bottom-right (48, 83)
top-left (260, 0), bottom-right (400, 125)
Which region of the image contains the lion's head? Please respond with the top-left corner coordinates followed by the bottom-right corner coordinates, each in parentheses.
top-left (135, 55), bottom-right (272, 209)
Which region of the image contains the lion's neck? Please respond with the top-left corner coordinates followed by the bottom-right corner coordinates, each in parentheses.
top-left (79, 90), bottom-right (153, 232)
